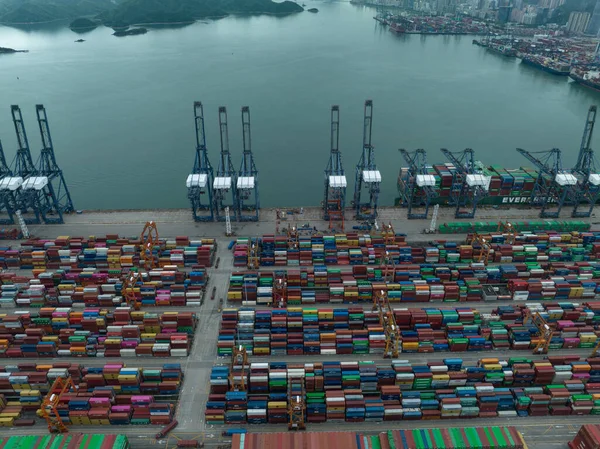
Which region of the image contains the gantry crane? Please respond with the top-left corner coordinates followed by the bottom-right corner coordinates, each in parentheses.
top-left (286, 223), bottom-right (299, 250)
top-left (140, 221), bottom-right (159, 271)
top-left (229, 343), bottom-right (249, 391)
top-left (353, 100), bottom-right (381, 221)
top-left (187, 102), bottom-right (215, 222)
top-left (471, 233), bottom-right (492, 265)
top-left (273, 273), bottom-right (288, 308)
top-left (39, 376), bottom-right (77, 433)
top-left (237, 106), bottom-right (259, 222)
top-left (523, 310), bottom-right (555, 354)
top-left (571, 105), bottom-right (600, 218)
top-left (121, 270), bottom-right (142, 310)
top-left (213, 107), bottom-right (238, 222)
top-left (381, 222), bottom-right (395, 246)
top-left (497, 221), bottom-right (516, 245)
top-left (247, 238), bottom-right (259, 269)
top-left (398, 149), bottom-right (437, 219)
top-left (11, 105), bottom-right (45, 224)
top-left (440, 148), bottom-right (490, 219)
top-left (372, 288), bottom-right (401, 358)
top-left (35, 105), bottom-right (74, 224)
top-left (0, 139), bottom-right (19, 224)
top-left (287, 380), bottom-right (306, 431)
top-left (517, 148), bottom-right (578, 218)
top-left (591, 340), bottom-right (600, 358)
top-left (323, 105), bottom-right (347, 228)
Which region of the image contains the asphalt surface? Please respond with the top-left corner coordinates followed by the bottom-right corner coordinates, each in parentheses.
top-left (3, 207), bottom-right (600, 448)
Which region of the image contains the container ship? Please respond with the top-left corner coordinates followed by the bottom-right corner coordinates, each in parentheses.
top-left (397, 162), bottom-right (551, 207)
top-left (521, 55), bottom-right (570, 76)
top-left (569, 68), bottom-right (600, 92)
top-left (389, 22), bottom-right (405, 34)
top-left (486, 43), bottom-right (517, 57)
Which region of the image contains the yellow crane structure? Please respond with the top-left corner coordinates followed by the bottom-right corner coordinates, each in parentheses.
top-left (372, 288), bottom-right (401, 358)
top-left (273, 274), bottom-right (288, 309)
top-left (286, 223), bottom-right (299, 250)
top-left (229, 344), bottom-right (249, 392)
top-left (523, 310), bottom-right (555, 354)
top-left (381, 222), bottom-right (395, 245)
top-left (471, 233), bottom-right (492, 265)
top-left (287, 380), bottom-right (306, 431)
top-left (39, 376), bottom-right (77, 433)
top-left (591, 340), bottom-right (600, 358)
top-left (497, 222), bottom-right (516, 244)
top-left (122, 270), bottom-right (142, 310)
top-left (247, 238), bottom-right (259, 269)
top-left (140, 221), bottom-right (159, 270)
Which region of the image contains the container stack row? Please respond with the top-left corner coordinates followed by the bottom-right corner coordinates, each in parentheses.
top-left (217, 306), bottom-right (599, 356)
top-left (247, 231), bottom-right (600, 266)
top-left (231, 426), bottom-right (527, 449)
top-left (0, 267), bottom-right (207, 308)
top-left (0, 308), bottom-right (196, 358)
top-left (207, 357), bottom-right (600, 424)
top-left (0, 363), bottom-right (182, 427)
top-left (227, 263), bottom-right (600, 304)
top-left (440, 220), bottom-right (591, 234)
top-left (11, 235), bottom-right (215, 270)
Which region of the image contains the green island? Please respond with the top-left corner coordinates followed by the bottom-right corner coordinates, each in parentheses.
top-left (69, 17), bottom-right (98, 31)
top-left (0, 46), bottom-right (27, 53)
top-left (0, 0), bottom-right (304, 27)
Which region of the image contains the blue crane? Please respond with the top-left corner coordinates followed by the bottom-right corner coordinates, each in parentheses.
top-left (10, 105), bottom-right (45, 224)
top-left (440, 148), bottom-right (490, 219)
top-left (572, 105), bottom-right (600, 218)
top-left (398, 148), bottom-right (437, 219)
top-left (35, 105), bottom-right (74, 224)
top-left (237, 106), bottom-right (259, 222)
top-left (353, 100), bottom-right (381, 221)
top-left (187, 102), bottom-right (215, 222)
top-left (213, 106), bottom-right (238, 222)
top-left (323, 105), bottom-right (346, 223)
top-left (516, 147), bottom-right (577, 218)
top-left (0, 139), bottom-right (18, 224)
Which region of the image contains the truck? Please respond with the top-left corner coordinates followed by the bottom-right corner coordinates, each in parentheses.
top-left (155, 419), bottom-right (178, 439)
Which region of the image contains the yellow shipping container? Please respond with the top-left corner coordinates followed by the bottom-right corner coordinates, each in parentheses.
top-left (0, 418), bottom-right (14, 427)
top-left (268, 401), bottom-right (287, 409)
top-left (433, 374), bottom-right (450, 381)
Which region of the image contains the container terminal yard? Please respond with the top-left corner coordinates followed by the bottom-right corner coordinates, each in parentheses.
top-left (2, 103), bottom-right (600, 449)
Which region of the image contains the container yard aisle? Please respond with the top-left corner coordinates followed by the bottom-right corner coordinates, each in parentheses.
top-left (24, 206), bottom-right (596, 241)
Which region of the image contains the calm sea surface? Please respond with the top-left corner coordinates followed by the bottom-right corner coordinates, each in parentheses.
top-left (0, 2), bottom-right (599, 209)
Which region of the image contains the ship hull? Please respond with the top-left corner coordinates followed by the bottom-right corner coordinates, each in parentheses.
top-left (521, 58), bottom-right (569, 76)
top-left (569, 73), bottom-right (600, 92)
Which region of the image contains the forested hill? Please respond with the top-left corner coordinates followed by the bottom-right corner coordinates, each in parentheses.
top-left (0, 0), bottom-right (304, 26)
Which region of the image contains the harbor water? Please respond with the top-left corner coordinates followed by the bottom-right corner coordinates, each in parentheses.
top-left (0, 1), bottom-right (599, 210)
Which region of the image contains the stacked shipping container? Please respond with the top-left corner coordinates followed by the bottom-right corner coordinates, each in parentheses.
top-left (0, 308), bottom-right (196, 357)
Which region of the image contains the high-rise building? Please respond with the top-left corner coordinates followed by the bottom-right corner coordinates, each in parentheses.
top-left (497, 5), bottom-right (512, 22)
top-left (567, 11), bottom-right (591, 33)
top-left (586, 0), bottom-right (600, 35)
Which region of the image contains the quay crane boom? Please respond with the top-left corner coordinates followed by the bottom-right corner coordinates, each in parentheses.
top-left (213, 107), bottom-right (238, 222)
top-left (237, 106), bottom-right (259, 221)
top-left (0, 139), bottom-right (18, 224)
top-left (572, 105), bottom-right (600, 218)
top-left (35, 104), bottom-right (74, 224)
top-left (11, 105), bottom-right (44, 224)
top-left (398, 148), bottom-right (437, 219)
top-left (187, 102), bottom-right (215, 222)
top-left (516, 147), bottom-right (577, 218)
top-left (323, 105), bottom-right (346, 229)
top-left (440, 148), bottom-right (490, 219)
top-left (353, 100), bottom-right (381, 221)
